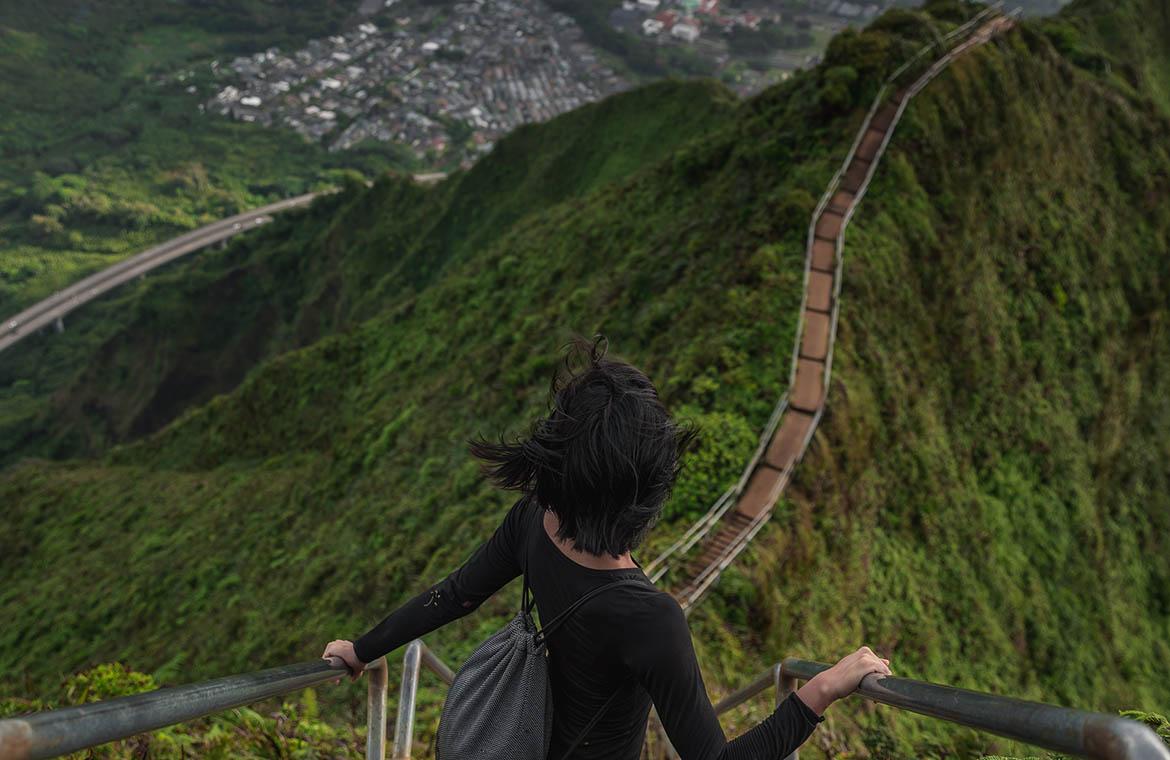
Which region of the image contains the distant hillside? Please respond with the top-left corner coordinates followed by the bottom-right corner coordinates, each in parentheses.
top-left (2, 1), bottom-right (1169, 758)
top-left (0, 0), bottom-right (407, 316)
top-left (0, 79), bottom-right (736, 465)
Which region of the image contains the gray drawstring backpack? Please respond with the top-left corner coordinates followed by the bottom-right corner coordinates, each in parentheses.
top-left (436, 573), bottom-right (646, 759)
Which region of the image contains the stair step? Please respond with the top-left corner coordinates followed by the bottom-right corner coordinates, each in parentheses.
top-left (815, 211), bottom-right (845, 240)
top-left (870, 103), bottom-right (898, 131)
top-left (763, 409), bottom-right (816, 472)
top-left (828, 189), bottom-right (855, 215)
top-left (855, 128), bottom-right (887, 163)
top-left (806, 270), bottom-right (834, 312)
top-left (790, 358), bottom-right (826, 413)
top-left (800, 309), bottom-right (831, 361)
top-left (840, 157), bottom-right (871, 194)
top-left (810, 239), bottom-right (835, 272)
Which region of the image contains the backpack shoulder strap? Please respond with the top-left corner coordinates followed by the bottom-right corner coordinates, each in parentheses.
top-left (534, 577), bottom-right (649, 646)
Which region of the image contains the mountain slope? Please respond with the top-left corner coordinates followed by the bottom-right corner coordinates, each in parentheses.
top-left (0, 43), bottom-right (868, 687)
top-left (2, 2), bottom-right (1169, 758)
top-left (0, 80), bottom-right (736, 465)
top-left (686, 1), bottom-right (1170, 756)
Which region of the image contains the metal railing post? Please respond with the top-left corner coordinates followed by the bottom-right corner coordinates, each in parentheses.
top-left (391, 641), bottom-right (423, 759)
top-left (776, 664), bottom-right (800, 760)
top-left (365, 657), bottom-right (388, 760)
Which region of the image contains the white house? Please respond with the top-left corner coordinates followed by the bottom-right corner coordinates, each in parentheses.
top-left (672, 22), bottom-right (700, 42)
top-left (637, 0), bottom-right (660, 12)
top-left (642, 18), bottom-right (665, 35)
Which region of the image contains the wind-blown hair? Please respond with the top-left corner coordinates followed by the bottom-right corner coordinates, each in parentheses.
top-left (470, 337), bottom-right (696, 558)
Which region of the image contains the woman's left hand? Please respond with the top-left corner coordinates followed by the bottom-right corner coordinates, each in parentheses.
top-left (322, 639), bottom-right (366, 682)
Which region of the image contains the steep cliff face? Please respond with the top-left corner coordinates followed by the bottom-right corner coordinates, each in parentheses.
top-left (1, 2), bottom-right (1168, 757)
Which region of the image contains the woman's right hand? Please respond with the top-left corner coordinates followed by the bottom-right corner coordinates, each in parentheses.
top-left (322, 639), bottom-right (367, 682)
top-left (796, 646), bottom-right (892, 715)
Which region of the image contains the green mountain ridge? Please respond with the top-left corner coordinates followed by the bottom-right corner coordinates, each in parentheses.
top-left (0, 78), bottom-right (736, 465)
top-left (691, 3), bottom-right (1170, 754)
top-left (3, 1), bottom-right (1169, 757)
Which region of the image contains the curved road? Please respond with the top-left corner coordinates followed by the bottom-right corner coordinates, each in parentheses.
top-left (0, 193), bottom-right (321, 356)
top-left (1, 170), bottom-right (451, 357)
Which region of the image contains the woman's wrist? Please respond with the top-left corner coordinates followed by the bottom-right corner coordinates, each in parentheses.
top-left (351, 637), bottom-right (373, 666)
top-left (794, 673), bottom-right (833, 716)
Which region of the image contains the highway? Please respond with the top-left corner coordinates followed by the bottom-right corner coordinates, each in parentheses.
top-left (0, 192), bottom-right (321, 356)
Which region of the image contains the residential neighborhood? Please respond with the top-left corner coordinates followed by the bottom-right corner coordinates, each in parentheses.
top-left (613, 0), bottom-right (887, 43)
top-left (189, 0), bottom-right (1055, 168)
top-left (197, 0), bottom-right (629, 165)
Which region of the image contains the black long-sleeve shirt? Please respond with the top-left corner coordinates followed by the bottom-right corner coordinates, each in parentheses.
top-left (354, 495), bottom-right (822, 760)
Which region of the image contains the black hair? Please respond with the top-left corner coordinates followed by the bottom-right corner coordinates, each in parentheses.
top-left (469, 337), bottom-right (696, 558)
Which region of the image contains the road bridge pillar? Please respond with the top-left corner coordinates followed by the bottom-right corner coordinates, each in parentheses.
top-left (54, 317), bottom-right (64, 334)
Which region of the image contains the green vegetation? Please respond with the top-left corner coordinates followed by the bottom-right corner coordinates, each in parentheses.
top-left (2, 1), bottom-right (1169, 758)
top-left (686, 1), bottom-right (1170, 756)
top-left (728, 22), bottom-right (815, 57)
top-left (542, 0), bottom-right (719, 77)
top-left (543, 0), bottom-right (665, 75)
top-left (0, 0), bottom-right (412, 316)
top-left (0, 79), bottom-right (738, 465)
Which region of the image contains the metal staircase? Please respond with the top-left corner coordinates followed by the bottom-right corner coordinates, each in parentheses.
top-left (648, 3), bottom-right (1021, 613)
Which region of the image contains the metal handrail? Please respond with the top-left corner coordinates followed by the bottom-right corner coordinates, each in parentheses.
top-left (0, 640), bottom-right (457, 760)
top-left (644, 390), bottom-right (790, 584)
top-left (886, 1), bottom-right (1003, 85)
top-left (711, 658), bottom-right (1170, 760)
top-left (0, 656), bottom-right (386, 760)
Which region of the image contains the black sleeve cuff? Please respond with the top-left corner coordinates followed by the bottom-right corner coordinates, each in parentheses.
top-left (789, 692), bottom-right (826, 726)
top-left (352, 633), bottom-right (378, 665)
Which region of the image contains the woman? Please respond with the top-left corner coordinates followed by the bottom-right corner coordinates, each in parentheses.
top-left (323, 339), bottom-right (891, 759)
